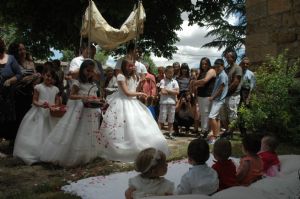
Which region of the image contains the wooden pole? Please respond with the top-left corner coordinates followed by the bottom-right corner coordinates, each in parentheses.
top-left (88, 0), bottom-right (92, 58)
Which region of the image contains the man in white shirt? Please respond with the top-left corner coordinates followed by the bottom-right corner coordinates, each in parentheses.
top-left (67, 44), bottom-right (102, 81)
top-left (67, 44), bottom-right (88, 79)
top-left (115, 42), bottom-right (147, 79)
top-left (65, 44), bottom-right (102, 99)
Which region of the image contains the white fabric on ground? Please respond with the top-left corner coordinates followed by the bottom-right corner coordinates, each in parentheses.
top-left (62, 155), bottom-right (300, 199)
top-left (278, 154), bottom-right (300, 175)
top-left (62, 155), bottom-right (238, 199)
top-left (213, 186), bottom-right (280, 199)
top-left (250, 171), bottom-right (299, 199)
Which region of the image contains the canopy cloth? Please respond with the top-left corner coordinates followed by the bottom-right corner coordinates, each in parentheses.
top-left (81, 0), bottom-right (146, 50)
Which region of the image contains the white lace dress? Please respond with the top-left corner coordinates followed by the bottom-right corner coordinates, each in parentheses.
top-left (13, 83), bottom-right (59, 165)
top-left (98, 74), bottom-right (169, 162)
top-left (40, 80), bottom-right (102, 167)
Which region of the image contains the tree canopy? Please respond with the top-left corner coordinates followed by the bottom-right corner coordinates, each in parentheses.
top-left (188, 0), bottom-right (246, 52)
top-left (0, 0), bottom-right (192, 59)
top-left (0, 0), bottom-right (246, 60)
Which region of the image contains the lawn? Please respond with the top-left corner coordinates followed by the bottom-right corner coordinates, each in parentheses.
top-left (0, 135), bottom-right (299, 199)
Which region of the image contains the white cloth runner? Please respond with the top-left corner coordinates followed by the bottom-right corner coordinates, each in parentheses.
top-left (62, 155), bottom-right (300, 199)
top-left (62, 155), bottom-right (239, 199)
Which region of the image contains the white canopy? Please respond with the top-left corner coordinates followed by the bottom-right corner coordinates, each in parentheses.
top-left (81, 0), bottom-right (146, 50)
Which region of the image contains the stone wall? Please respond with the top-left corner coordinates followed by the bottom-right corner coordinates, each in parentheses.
top-left (246, 0), bottom-right (300, 65)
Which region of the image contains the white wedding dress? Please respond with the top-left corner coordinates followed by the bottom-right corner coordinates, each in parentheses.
top-left (98, 74), bottom-right (169, 162)
top-left (13, 83), bottom-right (59, 165)
top-left (40, 80), bottom-right (102, 167)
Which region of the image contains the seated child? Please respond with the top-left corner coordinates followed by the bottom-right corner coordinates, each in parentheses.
top-left (176, 138), bottom-right (219, 195)
top-left (212, 139), bottom-right (238, 191)
top-left (125, 148), bottom-right (174, 199)
top-left (237, 134), bottom-right (263, 186)
top-left (258, 135), bottom-right (280, 177)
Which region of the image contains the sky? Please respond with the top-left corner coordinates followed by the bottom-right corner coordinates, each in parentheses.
top-left (52, 12), bottom-right (239, 69)
top-left (149, 20), bottom-right (223, 68)
top-left (106, 13), bottom-right (240, 69)
top-left (104, 20), bottom-right (224, 69)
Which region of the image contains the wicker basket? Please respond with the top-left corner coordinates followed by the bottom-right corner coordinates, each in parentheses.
top-left (82, 84), bottom-right (103, 108)
top-left (82, 100), bottom-right (103, 108)
top-left (50, 105), bottom-right (67, 117)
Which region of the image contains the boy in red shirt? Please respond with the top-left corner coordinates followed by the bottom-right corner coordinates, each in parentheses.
top-left (212, 139), bottom-right (238, 191)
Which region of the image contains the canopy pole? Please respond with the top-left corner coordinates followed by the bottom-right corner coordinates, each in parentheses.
top-left (134, 1), bottom-right (142, 60)
top-left (88, 0), bottom-right (92, 58)
top-left (79, 14), bottom-right (84, 56)
top-left (125, 3), bottom-right (137, 58)
top-left (136, 1), bottom-right (141, 43)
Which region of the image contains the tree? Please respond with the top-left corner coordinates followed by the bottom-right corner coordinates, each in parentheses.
top-left (188, 0), bottom-right (246, 51)
top-left (94, 48), bottom-right (109, 64)
top-left (238, 52), bottom-right (300, 144)
top-left (0, 19), bottom-right (17, 47)
top-left (60, 50), bottom-right (75, 62)
top-left (60, 47), bottom-right (108, 64)
top-left (0, 0), bottom-right (192, 59)
top-left (0, 25), bottom-right (16, 47)
top-left (142, 54), bottom-right (157, 75)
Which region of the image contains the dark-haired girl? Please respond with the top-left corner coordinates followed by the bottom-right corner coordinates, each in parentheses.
top-left (13, 68), bottom-right (60, 165)
top-left (40, 59), bottom-right (102, 167)
top-left (177, 63), bottom-right (190, 97)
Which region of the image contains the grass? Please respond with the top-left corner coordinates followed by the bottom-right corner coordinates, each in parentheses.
top-left (0, 135), bottom-right (299, 199)
top-left (0, 137), bottom-right (191, 199)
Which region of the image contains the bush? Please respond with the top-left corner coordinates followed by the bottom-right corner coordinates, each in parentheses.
top-left (238, 51), bottom-right (300, 144)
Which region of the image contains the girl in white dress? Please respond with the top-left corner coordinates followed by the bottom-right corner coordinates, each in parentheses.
top-left (40, 59), bottom-right (102, 167)
top-left (13, 68), bottom-right (60, 165)
top-left (125, 148), bottom-right (174, 199)
top-left (98, 59), bottom-right (169, 162)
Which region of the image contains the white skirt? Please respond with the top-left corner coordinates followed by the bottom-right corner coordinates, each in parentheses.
top-left (98, 92), bottom-right (169, 162)
top-left (13, 106), bottom-right (58, 165)
top-left (40, 100), bottom-right (102, 167)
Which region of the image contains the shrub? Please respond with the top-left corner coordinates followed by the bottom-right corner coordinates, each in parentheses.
top-left (238, 51), bottom-right (300, 144)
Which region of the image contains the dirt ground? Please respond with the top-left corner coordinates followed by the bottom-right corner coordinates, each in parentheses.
top-left (2, 131), bottom-right (299, 199)
top-left (0, 135), bottom-right (193, 199)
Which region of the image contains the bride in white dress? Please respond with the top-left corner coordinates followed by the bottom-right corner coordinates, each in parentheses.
top-left (98, 59), bottom-right (169, 162)
top-left (40, 59), bottom-right (102, 167)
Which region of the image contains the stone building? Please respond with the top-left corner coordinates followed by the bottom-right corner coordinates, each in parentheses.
top-left (246, 0), bottom-right (300, 65)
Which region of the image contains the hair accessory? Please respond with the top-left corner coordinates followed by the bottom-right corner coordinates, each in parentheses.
top-left (141, 149), bottom-right (161, 173)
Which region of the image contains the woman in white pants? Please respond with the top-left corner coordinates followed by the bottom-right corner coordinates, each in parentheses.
top-left (191, 57), bottom-right (216, 136)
